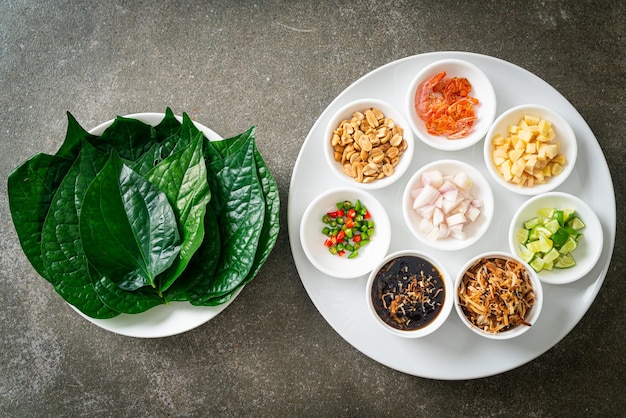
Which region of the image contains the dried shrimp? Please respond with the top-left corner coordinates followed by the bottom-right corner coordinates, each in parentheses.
top-left (415, 71), bottom-right (479, 139)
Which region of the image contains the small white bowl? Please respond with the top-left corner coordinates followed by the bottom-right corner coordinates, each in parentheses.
top-left (508, 192), bottom-right (603, 285)
top-left (299, 187), bottom-right (391, 279)
top-left (484, 104), bottom-right (577, 195)
top-left (366, 250), bottom-right (453, 338)
top-left (324, 98), bottom-right (415, 190)
top-left (454, 252), bottom-right (543, 340)
top-left (405, 59), bottom-right (496, 151)
top-left (402, 159), bottom-right (494, 251)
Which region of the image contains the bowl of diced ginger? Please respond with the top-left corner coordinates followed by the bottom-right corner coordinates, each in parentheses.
top-left (483, 104), bottom-right (577, 195)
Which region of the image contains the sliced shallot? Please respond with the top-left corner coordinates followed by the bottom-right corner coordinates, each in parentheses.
top-left (410, 169), bottom-right (481, 240)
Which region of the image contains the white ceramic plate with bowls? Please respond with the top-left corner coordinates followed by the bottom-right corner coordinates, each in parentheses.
top-left (70, 113), bottom-right (240, 338)
top-left (287, 51), bottom-right (616, 380)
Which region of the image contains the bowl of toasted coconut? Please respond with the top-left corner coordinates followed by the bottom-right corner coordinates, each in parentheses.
top-left (454, 252), bottom-right (543, 340)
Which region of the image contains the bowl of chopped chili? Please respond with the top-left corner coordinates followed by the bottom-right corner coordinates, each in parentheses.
top-left (300, 187), bottom-right (391, 279)
top-left (454, 252), bottom-right (543, 340)
top-left (366, 250), bottom-right (453, 338)
top-left (405, 59), bottom-right (496, 151)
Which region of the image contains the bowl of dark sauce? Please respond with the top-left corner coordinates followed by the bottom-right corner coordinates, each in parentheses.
top-left (366, 250), bottom-right (453, 338)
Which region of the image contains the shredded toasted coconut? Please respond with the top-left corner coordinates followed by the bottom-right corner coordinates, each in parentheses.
top-left (458, 257), bottom-right (535, 333)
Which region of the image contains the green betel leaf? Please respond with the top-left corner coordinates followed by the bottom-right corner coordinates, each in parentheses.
top-left (240, 141), bottom-right (280, 282)
top-left (89, 265), bottom-right (164, 315)
top-left (7, 153), bottom-right (74, 281)
top-left (40, 142), bottom-right (119, 318)
top-left (130, 112), bottom-right (198, 176)
top-left (79, 151), bottom-right (181, 291)
top-left (7, 113), bottom-right (97, 280)
top-left (90, 116), bottom-right (158, 162)
top-left (164, 206), bottom-right (221, 302)
top-left (56, 112), bottom-right (98, 160)
top-left (154, 107), bottom-right (183, 142)
top-left (191, 129), bottom-right (280, 306)
top-left (191, 132), bottom-right (265, 302)
top-left (146, 130), bottom-right (211, 293)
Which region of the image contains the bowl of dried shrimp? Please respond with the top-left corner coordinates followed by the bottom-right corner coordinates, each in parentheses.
top-left (484, 104), bottom-right (577, 195)
top-left (402, 159), bottom-right (494, 251)
top-left (454, 252), bottom-right (543, 340)
top-left (405, 59), bottom-right (496, 151)
top-left (324, 98), bottom-right (415, 190)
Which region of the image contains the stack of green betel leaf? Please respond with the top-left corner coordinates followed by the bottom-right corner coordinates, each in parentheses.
top-left (7, 108), bottom-right (280, 319)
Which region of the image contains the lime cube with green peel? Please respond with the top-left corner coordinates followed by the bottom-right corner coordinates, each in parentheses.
top-left (519, 244), bottom-right (535, 263)
top-left (555, 253), bottom-right (576, 269)
top-left (567, 217), bottom-right (585, 230)
top-left (518, 206), bottom-right (585, 272)
top-left (517, 228), bottom-right (530, 244)
top-left (537, 208), bottom-right (554, 218)
top-left (544, 219), bottom-right (560, 234)
top-left (524, 216), bottom-right (542, 230)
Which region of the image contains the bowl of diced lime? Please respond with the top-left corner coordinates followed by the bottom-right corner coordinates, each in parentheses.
top-left (508, 192), bottom-right (603, 284)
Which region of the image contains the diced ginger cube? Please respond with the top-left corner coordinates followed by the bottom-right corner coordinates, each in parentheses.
top-left (511, 158), bottom-right (526, 177)
top-left (508, 148), bottom-right (524, 163)
top-left (543, 166), bottom-right (552, 177)
top-left (537, 143), bottom-right (547, 160)
top-left (493, 148), bottom-right (508, 160)
top-left (518, 120), bottom-right (530, 130)
top-left (551, 162), bottom-right (563, 176)
top-left (525, 142), bottom-right (537, 154)
top-left (517, 129), bottom-right (533, 142)
top-left (493, 155), bottom-right (506, 165)
top-left (545, 128), bottom-right (556, 141)
top-left (492, 134), bottom-right (506, 146)
top-left (544, 143), bottom-right (559, 159)
top-left (508, 124), bottom-right (520, 134)
top-left (538, 119), bottom-right (552, 136)
top-left (499, 160), bottom-right (513, 181)
top-left (552, 154), bottom-right (566, 165)
top-left (524, 114), bottom-right (541, 125)
top-left (524, 155), bottom-right (537, 172)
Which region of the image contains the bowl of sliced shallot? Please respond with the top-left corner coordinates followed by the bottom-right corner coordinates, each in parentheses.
top-left (405, 59), bottom-right (496, 151)
top-left (402, 159), bottom-right (494, 251)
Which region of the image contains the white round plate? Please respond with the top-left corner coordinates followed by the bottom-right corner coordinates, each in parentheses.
top-left (71, 112), bottom-right (240, 338)
top-left (287, 52), bottom-right (616, 379)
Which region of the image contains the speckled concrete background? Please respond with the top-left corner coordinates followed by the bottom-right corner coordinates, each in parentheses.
top-left (1, 1), bottom-right (624, 416)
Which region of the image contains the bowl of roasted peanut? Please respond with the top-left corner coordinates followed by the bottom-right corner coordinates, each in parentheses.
top-left (324, 98), bottom-right (415, 190)
top-left (483, 104), bottom-right (577, 195)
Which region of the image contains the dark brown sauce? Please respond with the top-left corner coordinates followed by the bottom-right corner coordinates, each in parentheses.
top-left (371, 255), bottom-right (445, 331)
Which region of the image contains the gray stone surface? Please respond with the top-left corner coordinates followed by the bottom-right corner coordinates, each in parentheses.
top-left (1, 1), bottom-right (624, 416)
